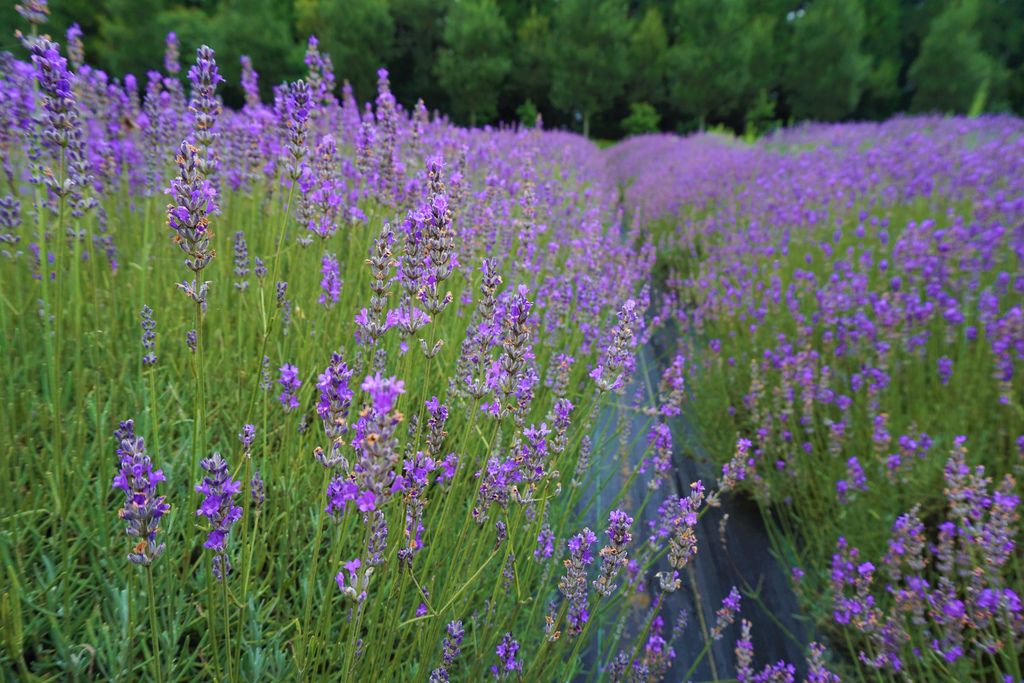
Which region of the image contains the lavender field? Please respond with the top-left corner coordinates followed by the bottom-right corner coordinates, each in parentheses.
top-left (1, 13), bottom-right (1021, 683)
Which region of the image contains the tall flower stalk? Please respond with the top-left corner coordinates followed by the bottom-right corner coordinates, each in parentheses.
top-left (112, 420), bottom-right (169, 682)
top-left (195, 451), bottom-right (242, 681)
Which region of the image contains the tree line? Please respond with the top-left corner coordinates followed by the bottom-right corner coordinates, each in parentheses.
top-left (3, 0), bottom-right (1021, 138)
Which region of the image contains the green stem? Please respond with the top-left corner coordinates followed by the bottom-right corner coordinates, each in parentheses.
top-left (299, 468), bottom-right (330, 672)
top-left (222, 574), bottom-right (234, 683)
top-left (146, 566), bottom-right (164, 683)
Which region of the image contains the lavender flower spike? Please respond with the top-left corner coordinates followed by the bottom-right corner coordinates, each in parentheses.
top-left (429, 619), bottom-right (465, 682)
top-left (112, 420), bottom-right (170, 566)
top-left (279, 363), bottom-right (302, 412)
top-left (491, 632), bottom-right (522, 679)
top-left (140, 305), bottom-right (157, 366)
top-left (187, 44), bottom-right (224, 167)
top-left (167, 141), bottom-right (217, 277)
top-left (593, 509), bottom-right (633, 596)
top-left (560, 527), bottom-right (597, 636)
top-left (195, 452), bottom-right (243, 580)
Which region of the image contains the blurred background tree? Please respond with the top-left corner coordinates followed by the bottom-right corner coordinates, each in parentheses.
top-left (782, 0), bottom-right (870, 121)
top-left (908, 0), bottom-right (1006, 114)
top-left (2, 0), bottom-right (1021, 138)
top-left (667, 0), bottom-right (757, 130)
top-left (295, 0), bottom-right (394, 103)
top-left (435, 0), bottom-right (511, 125)
top-left (548, 0), bottom-right (630, 138)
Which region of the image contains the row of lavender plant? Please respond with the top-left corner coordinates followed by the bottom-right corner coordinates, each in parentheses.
top-left (616, 119), bottom-right (1023, 680)
top-left (0, 7), bottom-right (838, 682)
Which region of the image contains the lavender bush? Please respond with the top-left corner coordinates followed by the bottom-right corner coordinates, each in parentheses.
top-left (0, 13), bottom-right (837, 682)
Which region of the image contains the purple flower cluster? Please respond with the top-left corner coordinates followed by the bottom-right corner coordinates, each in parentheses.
top-left (429, 619), bottom-right (464, 682)
top-left (232, 230), bottom-right (249, 290)
top-left (167, 141), bottom-right (216, 278)
top-left (559, 527), bottom-right (597, 636)
top-left (490, 632), bottom-right (521, 679)
top-left (318, 251), bottom-right (341, 308)
top-left (831, 440), bottom-right (1021, 671)
top-left (112, 420), bottom-right (169, 566)
top-left (281, 79), bottom-right (311, 181)
top-left (315, 352), bottom-right (354, 447)
top-left (28, 37), bottom-right (94, 214)
top-left (648, 482), bottom-right (706, 570)
top-left (643, 422), bottom-right (672, 490)
top-left (278, 363), bottom-right (301, 412)
top-left (140, 304), bottom-right (157, 366)
top-left (593, 509), bottom-right (633, 596)
top-left (335, 557), bottom-right (367, 602)
top-left (590, 298), bottom-right (642, 392)
top-left (187, 45), bottom-right (223, 170)
top-left (194, 452), bottom-right (242, 580)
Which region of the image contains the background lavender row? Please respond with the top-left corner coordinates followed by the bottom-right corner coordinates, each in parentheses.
top-left (614, 117), bottom-right (1023, 680)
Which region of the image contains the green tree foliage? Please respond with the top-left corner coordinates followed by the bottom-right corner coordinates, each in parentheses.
top-left (516, 99), bottom-right (539, 127)
top-left (628, 6), bottom-right (668, 107)
top-left (2, 0), bottom-right (1021, 138)
top-left (511, 7), bottom-right (552, 120)
top-left (548, 0), bottom-right (630, 137)
top-left (436, 0), bottom-right (511, 125)
top-left (215, 0), bottom-right (297, 105)
top-left (783, 0), bottom-right (870, 121)
top-left (909, 0), bottom-right (1003, 114)
top-left (295, 0), bottom-right (394, 103)
top-left (96, 0), bottom-right (169, 77)
top-left (857, 0), bottom-right (902, 119)
top-left (390, 0), bottom-right (448, 111)
top-left (622, 102), bottom-right (661, 136)
top-left (977, 0), bottom-right (1024, 113)
top-left (667, 0), bottom-right (761, 129)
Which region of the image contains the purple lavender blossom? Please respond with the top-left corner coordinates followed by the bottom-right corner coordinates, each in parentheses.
top-left (590, 298), bottom-right (642, 392)
top-left (490, 632), bottom-right (522, 679)
top-left (65, 23), bottom-right (83, 70)
top-left (187, 45), bottom-right (223, 167)
top-left (318, 251), bottom-right (342, 308)
top-left (281, 79), bottom-right (312, 180)
top-left (711, 586), bottom-right (742, 639)
top-left (720, 437), bottom-right (753, 492)
top-left (164, 32), bottom-right (180, 75)
top-left (304, 134), bottom-right (343, 238)
top-left (316, 352), bottom-right (354, 445)
top-left (233, 231), bottom-right (250, 290)
top-left (593, 509), bottom-right (633, 596)
top-left (194, 452), bottom-right (242, 580)
top-left (559, 527), bottom-right (597, 636)
top-left (29, 38), bottom-right (94, 213)
top-left (0, 195), bottom-right (20, 247)
top-left (112, 420), bottom-right (169, 566)
top-left (278, 363), bottom-right (301, 412)
top-left (535, 524), bottom-right (555, 560)
top-left (239, 55), bottom-right (260, 108)
top-left (335, 557), bottom-right (366, 601)
top-left (361, 373), bottom-right (405, 414)
top-left (14, 0), bottom-right (48, 26)
top-left (167, 141), bottom-right (216, 278)
top-left (303, 36), bottom-right (338, 110)
top-left (250, 469), bottom-right (265, 511)
top-left (644, 422), bottom-right (672, 490)
top-left (429, 619), bottom-right (465, 682)
top-left (140, 305), bottom-right (157, 366)
top-left (239, 423), bottom-right (256, 455)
